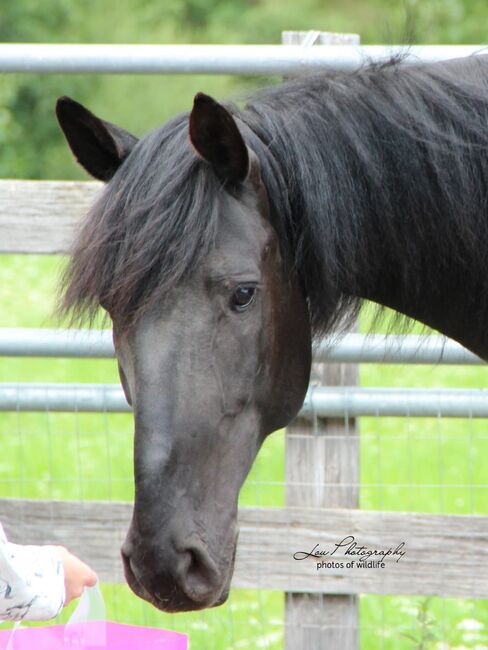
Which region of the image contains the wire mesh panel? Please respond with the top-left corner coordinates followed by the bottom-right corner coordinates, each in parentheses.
top-left (361, 361), bottom-right (488, 648)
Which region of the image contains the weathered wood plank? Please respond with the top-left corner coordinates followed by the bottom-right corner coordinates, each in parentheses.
top-left (285, 362), bottom-right (360, 649)
top-left (0, 180), bottom-right (101, 254)
top-left (1, 499), bottom-right (486, 599)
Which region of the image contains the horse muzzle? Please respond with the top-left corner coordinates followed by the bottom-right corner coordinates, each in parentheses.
top-left (121, 527), bottom-right (238, 612)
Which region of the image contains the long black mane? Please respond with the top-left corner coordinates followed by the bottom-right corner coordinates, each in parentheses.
top-left (62, 55), bottom-right (488, 339)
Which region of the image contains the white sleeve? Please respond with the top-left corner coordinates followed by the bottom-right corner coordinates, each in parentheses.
top-left (0, 524), bottom-right (65, 622)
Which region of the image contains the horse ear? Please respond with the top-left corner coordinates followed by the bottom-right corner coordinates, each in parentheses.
top-left (189, 92), bottom-right (249, 183)
top-left (56, 96), bottom-right (138, 182)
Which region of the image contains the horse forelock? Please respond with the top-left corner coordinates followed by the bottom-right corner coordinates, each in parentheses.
top-left (59, 113), bottom-right (223, 328)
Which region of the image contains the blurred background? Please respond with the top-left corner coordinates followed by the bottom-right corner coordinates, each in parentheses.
top-left (1, 1), bottom-right (488, 648)
top-left (2, 0), bottom-right (488, 181)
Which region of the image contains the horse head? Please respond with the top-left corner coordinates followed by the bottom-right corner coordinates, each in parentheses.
top-left (56, 94), bottom-right (311, 611)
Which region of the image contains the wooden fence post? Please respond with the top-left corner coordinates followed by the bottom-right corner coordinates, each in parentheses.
top-left (282, 30), bottom-right (360, 650)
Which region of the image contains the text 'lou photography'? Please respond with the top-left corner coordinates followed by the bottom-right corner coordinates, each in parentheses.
top-left (293, 535), bottom-right (407, 571)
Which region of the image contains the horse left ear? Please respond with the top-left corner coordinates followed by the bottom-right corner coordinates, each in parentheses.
top-left (56, 96), bottom-right (138, 182)
top-left (189, 93), bottom-right (249, 183)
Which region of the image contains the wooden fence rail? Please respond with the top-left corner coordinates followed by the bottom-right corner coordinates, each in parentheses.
top-left (1, 498), bottom-right (487, 599)
top-left (0, 180), bottom-right (101, 254)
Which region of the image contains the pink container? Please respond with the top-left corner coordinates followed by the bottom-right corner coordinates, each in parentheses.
top-left (0, 621), bottom-right (188, 649)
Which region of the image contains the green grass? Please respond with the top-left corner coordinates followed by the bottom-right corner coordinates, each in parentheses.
top-left (0, 254), bottom-right (487, 648)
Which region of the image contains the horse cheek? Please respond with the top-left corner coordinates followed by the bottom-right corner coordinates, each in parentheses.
top-left (259, 262), bottom-right (312, 433)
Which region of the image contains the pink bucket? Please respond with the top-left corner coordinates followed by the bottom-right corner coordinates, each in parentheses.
top-left (0, 621), bottom-right (188, 649)
top-left (0, 585), bottom-right (188, 649)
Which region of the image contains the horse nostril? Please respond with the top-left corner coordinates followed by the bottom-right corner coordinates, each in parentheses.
top-left (179, 544), bottom-right (220, 603)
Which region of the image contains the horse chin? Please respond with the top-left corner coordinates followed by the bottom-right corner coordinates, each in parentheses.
top-left (121, 545), bottom-right (235, 613)
top-left (133, 579), bottom-right (231, 614)
top-left (121, 550), bottom-right (159, 606)
top-left (150, 579), bottom-right (231, 613)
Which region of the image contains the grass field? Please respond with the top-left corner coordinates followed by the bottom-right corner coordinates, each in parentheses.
top-left (0, 254), bottom-right (487, 648)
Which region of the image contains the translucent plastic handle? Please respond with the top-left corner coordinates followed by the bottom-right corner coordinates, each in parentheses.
top-left (64, 582), bottom-right (106, 646)
top-left (5, 621), bottom-right (21, 650)
top-left (67, 583), bottom-right (106, 625)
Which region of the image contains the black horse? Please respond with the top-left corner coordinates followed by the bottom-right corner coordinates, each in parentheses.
top-left (56, 54), bottom-right (488, 612)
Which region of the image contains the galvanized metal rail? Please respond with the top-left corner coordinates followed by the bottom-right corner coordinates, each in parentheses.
top-left (0, 328), bottom-right (114, 358)
top-left (0, 329), bottom-right (484, 364)
top-left (0, 44), bottom-right (486, 75)
top-left (0, 383), bottom-right (487, 417)
top-left (316, 334), bottom-right (484, 365)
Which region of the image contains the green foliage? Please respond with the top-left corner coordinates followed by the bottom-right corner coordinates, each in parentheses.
top-left (0, 1), bottom-right (96, 178)
top-left (2, 0), bottom-right (488, 179)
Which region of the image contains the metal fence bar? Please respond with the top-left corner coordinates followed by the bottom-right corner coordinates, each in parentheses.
top-left (0, 383), bottom-right (128, 413)
top-left (0, 329), bottom-right (484, 364)
top-left (301, 387), bottom-right (488, 418)
top-left (0, 44), bottom-right (485, 75)
top-left (0, 328), bottom-right (113, 358)
top-left (316, 334), bottom-right (485, 365)
top-left (1, 383), bottom-right (487, 417)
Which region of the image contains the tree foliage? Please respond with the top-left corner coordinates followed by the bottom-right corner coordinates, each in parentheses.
top-left (1, 0), bottom-right (488, 179)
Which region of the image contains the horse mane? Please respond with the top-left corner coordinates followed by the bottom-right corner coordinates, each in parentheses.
top-left (240, 54), bottom-right (488, 337)
top-left (61, 55), bottom-right (488, 338)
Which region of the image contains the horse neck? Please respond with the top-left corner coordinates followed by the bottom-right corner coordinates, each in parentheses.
top-left (332, 140), bottom-right (488, 358)
top-left (358, 255), bottom-right (488, 359)
top-left (246, 63), bottom-right (488, 359)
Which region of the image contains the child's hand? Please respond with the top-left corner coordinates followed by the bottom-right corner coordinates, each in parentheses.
top-left (55, 547), bottom-right (98, 605)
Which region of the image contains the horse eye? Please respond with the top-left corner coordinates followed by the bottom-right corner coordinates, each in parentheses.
top-left (231, 286), bottom-right (256, 312)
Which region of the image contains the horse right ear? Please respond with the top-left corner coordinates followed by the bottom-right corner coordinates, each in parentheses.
top-left (56, 97), bottom-right (138, 181)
